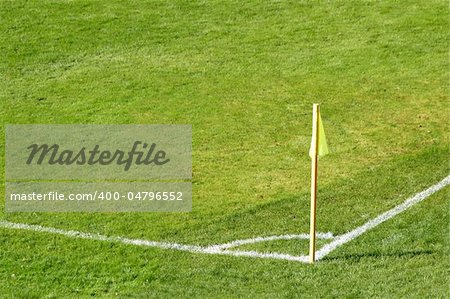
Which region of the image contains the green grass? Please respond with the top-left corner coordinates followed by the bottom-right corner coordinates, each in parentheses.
top-left (1, 0), bottom-right (448, 297)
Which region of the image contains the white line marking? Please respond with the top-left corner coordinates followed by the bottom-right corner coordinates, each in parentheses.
top-left (218, 250), bottom-right (309, 263)
top-left (0, 220), bottom-right (205, 251)
top-left (315, 174), bottom-right (450, 260)
top-left (208, 232), bottom-right (334, 250)
top-left (1, 175), bottom-right (448, 263)
top-left (0, 220), bottom-right (309, 262)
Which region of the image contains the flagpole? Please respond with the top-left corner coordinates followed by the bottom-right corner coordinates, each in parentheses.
top-left (309, 104), bottom-right (320, 263)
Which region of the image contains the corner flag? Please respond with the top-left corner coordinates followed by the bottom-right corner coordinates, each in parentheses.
top-left (309, 106), bottom-right (329, 158)
top-left (309, 103), bottom-right (328, 264)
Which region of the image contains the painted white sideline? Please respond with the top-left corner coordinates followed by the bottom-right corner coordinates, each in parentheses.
top-left (0, 220), bottom-right (311, 262)
top-left (1, 175), bottom-right (448, 263)
top-left (0, 221), bottom-right (205, 252)
top-left (315, 174), bottom-right (450, 260)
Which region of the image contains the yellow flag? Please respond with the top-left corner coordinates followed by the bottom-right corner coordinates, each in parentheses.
top-left (309, 107), bottom-right (329, 158)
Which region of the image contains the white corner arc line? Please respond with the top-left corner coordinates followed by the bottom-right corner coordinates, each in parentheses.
top-left (1, 175), bottom-right (448, 263)
top-left (207, 232), bottom-right (334, 250)
top-left (315, 174), bottom-right (450, 260)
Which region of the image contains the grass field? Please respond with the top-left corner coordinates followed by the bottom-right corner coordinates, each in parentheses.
top-left (1, 0), bottom-right (449, 297)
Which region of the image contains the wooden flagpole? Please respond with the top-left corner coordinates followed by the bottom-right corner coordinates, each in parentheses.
top-left (309, 103), bottom-right (319, 263)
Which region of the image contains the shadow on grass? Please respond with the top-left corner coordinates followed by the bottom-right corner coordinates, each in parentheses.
top-left (186, 146), bottom-right (449, 242)
top-left (322, 249), bottom-right (434, 262)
